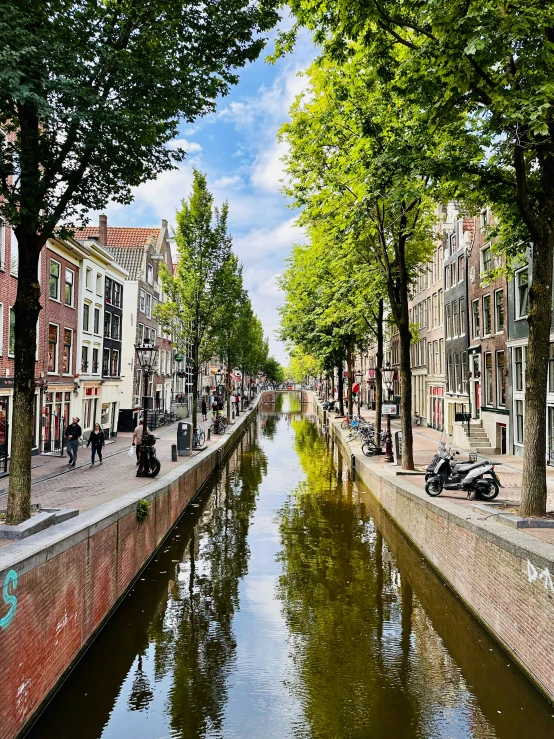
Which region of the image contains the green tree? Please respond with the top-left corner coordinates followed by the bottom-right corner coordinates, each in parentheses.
top-left (281, 0), bottom-right (554, 514)
top-left (1, 0), bottom-right (279, 523)
top-left (155, 171), bottom-right (233, 429)
top-left (280, 56), bottom-right (436, 468)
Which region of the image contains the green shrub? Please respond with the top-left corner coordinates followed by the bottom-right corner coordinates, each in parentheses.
top-left (136, 499), bottom-right (150, 523)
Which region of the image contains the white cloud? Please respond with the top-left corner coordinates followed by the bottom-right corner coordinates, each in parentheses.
top-left (168, 138), bottom-right (202, 153)
top-left (213, 174), bottom-right (243, 189)
top-left (233, 217), bottom-right (305, 262)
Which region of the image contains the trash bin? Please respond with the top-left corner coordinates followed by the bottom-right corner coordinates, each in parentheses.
top-left (393, 431), bottom-right (402, 465)
top-left (177, 422), bottom-right (192, 457)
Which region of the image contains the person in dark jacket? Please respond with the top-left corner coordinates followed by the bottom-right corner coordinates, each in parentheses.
top-left (87, 423), bottom-right (105, 467)
top-left (201, 396), bottom-right (207, 421)
top-left (65, 417), bottom-right (82, 468)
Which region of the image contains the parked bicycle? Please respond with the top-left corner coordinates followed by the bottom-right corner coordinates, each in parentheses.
top-left (192, 427), bottom-right (206, 447)
top-left (211, 416), bottom-right (227, 435)
top-left (413, 413), bottom-right (421, 426)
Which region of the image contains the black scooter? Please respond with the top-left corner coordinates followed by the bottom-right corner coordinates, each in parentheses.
top-left (425, 447), bottom-right (502, 499)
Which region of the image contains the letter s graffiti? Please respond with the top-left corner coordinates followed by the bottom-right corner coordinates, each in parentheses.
top-left (0, 569), bottom-right (18, 629)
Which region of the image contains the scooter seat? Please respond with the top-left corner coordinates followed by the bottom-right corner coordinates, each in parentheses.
top-left (455, 461), bottom-right (486, 472)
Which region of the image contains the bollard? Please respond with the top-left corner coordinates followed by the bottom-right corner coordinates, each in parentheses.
top-left (207, 428), bottom-right (211, 441)
top-left (171, 444), bottom-right (177, 462)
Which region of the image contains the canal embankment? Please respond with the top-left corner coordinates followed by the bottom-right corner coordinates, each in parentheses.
top-left (310, 393), bottom-right (554, 707)
top-left (0, 401), bottom-right (259, 739)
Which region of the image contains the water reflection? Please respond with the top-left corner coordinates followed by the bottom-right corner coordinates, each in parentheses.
top-left (27, 408), bottom-right (554, 739)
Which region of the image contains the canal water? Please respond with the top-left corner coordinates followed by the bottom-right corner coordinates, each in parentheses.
top-left (28, 394), bottom-right (554, 739)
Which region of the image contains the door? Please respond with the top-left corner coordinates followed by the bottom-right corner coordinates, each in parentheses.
top-left (475, 382), bottom-right (481, 419)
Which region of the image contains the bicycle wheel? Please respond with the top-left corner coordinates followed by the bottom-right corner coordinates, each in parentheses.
top-left (341, 419), bottom-right (350, 430)
top-left (362, 442), bottom-right (376, 457)
top-left (198, 430), bottom-right (205, 446)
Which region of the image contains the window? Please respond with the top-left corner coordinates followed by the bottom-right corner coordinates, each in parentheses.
top-left (86, 268), bottom-right (92, 289)
top-left (459, 298), bottom-right (466, 335)
top-left (113, 282), bottom-right (122, 308)
top-left (146, 264), bottom-right (153, 284)
top-left (138, 323), bottom-right (144, 344)
top-left (432, 293), bottom-right (437, 327)
top-left (515, 400), bottom-right (524, 444)
top-left (447, 355), bottom-right (453, 391)
top-left (439, 339), bottom-right (444, 374)
top-left (105, 277), bottom-right (112, 303)
top-left (0, 221), bottom-right (5, 268)
top-left (103, 348), bottom-right (110, 376)
top-left (92, 347), bottom-right (99, 374)
top-left (480, 209), bottom-right (489, 229)
top-left (445, 266), bottom-right (450, 289)
top-left (472, 299), bottom-right (480, 339)
top-left (485, 353), bottom-right (493, 405)
top-left (481, 246), bottom-right (492, 274)
top-left (483, 294), bottom-right (492, 335)
top-left (62, 329), bottom-right (72, 373)
top-left (428, 344), bottom-right (434, 374)
top-left (94, 307), bottom-right (100, 335)
top-left (49, 260), bottom-right (60, 299)
top-left (516, 268), bottom-right (529, 318)
top-left (111, 349), bottom-right (120, 376)
top-left (496, 352), bottom-right (506, 407)
top-left (83, 303), bottom-right (90, 332)
top-left (461, 352), bottom-right (467, 392)
top-left (451, 261), bottom-right (456, 285)
top-left (458, 256), bottom-right (464, 282)
top-left (454, 353), bottom-right (460, 392)
top-left (438, 290), bottom-right (443, 325)
top-left (494, 290), bottom-right (504, 332)
top-left (81, 345), bottom-right (89, 373)
top-left (139, 289), bottom-right (146, 313)
top-left (550, 345), bottom-right (554, 393)
top-left (64, 268), bottom-right (74, 306)
top-left (112, 314), bottom-right (121, 340)
top-left (146, 293), bottom-right (152, 318)
top-left (453, 300), bottom-right (459, 337)
top-left (96, 273), bottom-right (102, 296)
top-left (48, 324), bottom-right (58, 372)
top-left (8, 307), bottom-right (15, 356)
top-left (104, 311), bottom-right (111, 338)
top-left (10, 229), bottom-right (18, 276)
top-left (514, 347), bottom-right (524, 392)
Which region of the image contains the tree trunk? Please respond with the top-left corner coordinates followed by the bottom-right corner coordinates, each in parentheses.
top-left (346, 342), bottom-right (353, 418)
top-left (398, 319), bottom-right (414, 470)
top-left (375, 299), bottom-right (384, 442)
top-left (226, 348), bottom-right (231, 420)
top-left (520, 233), bottom-right (554, 517)
top-left (7, 230), bottom-right (42, 525)
top-left (337, 361), bottom-right (344, 416)
top-left (191, 342), bottom-right (198, 430)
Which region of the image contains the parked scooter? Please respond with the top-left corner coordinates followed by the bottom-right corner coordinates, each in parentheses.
top-left (425, 445), bottom-right (502, 500)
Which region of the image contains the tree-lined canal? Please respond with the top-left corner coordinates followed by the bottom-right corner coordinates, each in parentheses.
top-left (28, 394), bottom-right (554, 738)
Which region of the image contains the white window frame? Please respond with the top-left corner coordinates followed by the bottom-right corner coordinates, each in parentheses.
top-left (96, 273), bottom-right (103, 296)
top-left (10, 228), bottom-right (18, 277)
top-left (494, 289), bottom-right (504, 333)
top-left (139, 288), bottom-right (146, 313)
top-left (62, 327), bottom-right (73, 375)
top-left (480, 244), bottom-right (492, 275)
top-left (146, 264), bottom-right (153, 285)
top-left (92, 346), bottom-right (100, 375)
top-left (86, 267), bottom-right (92, 290)
top-left (0, 221), bottom-right (5, 270)
top-left (482, 294), bottom-right (492, 337)
top-left (472, 299), bottom-right (480, 339)
top-left (8, 306), bottom-right (15, 356)
top-left (94, 307), bottom-right (100, 335)
top-left (0, 303), bottom-right (3, 354)
top-left (83, 301), bottom-right (91, 333)
top-left (64, 268), bottom-right (74, 307)
top-left (49, 259), bottom-right (61, 301)
top-left (48, 323), bottom-right (59, 374)
top-left (515, 267), bottom-right (529, 320)
top-left (146, 293), bottom-right (152, 318)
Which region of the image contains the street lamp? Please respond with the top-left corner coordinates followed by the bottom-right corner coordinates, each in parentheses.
top-left (355, 370), bottom-right (363, 415)
top-left (381, 363), bottom-right (395, 463)
top-left (135, 340), bottom-right (159, 477)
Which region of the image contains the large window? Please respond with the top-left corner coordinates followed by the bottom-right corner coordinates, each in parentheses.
top-left (445, 304), bottom-right (451, 338)
top-left (81, 345), bottom-right (89, 373)
top-left (83, 303), bottom-right (90, 332)
top-left (92, 347), bottom-right (99, 374)
top-left (461, 351), bottom-right (468, 393)
top-left (49, 260), bottom-right (60, 299)
top-left (10, 229), bottom-right (18, 276)
top-left (483, 294), bottom-right (492, 335)
top-left (496, 352), bottom-right (506, 407)
top-left (146, 264), bottom-right (153, 284)
top-left (111, 349), bottom-right (120, 376)
top-left (485, 352), bottom-right (493, 405)
top-left (113, 282), bottom-right (122, 308)
top-left (62, 329), bottom-right (72, 374)
top-left (453, 300), bottom-right (459, 336)
top-left (103, 348), bottom-right (110, 376)
top-left (94, 307), bottom-right (100, 335)
top-left (96, 273), bottom-right (103, 296)
top-left (459, 297), bottom-right (466, 335)
top-left (454, 353), bottom-right (460, 392)
top-left (86, 268), bottom-right (92, 289)
top-left (112, 314), bottom-right (121, 340)
top-left (48, 324), bottom-right (58, 373)
top-left (438, 289), bottom-right (443, 325)
top-left (146, 293), bottom-right (152, 318)
top-left (494, 289), bottom-right (504, 332)
top-left (447, 355), bottom-right (453, 391)
top-left (472, 299), bottom-right (480, 339)
top-left (105, 276), bottom-right (113, 303)
top-left (481, 246), bottom-right (492, 274)
top-left (516, 268), bottom-right (529, 318)
top-left (139, 289), bottom-right (146, 313)
top-left (458, 256), bottom-right (464, 282)
top-left (0, 220), bottom-right (5, 269)
top-left (515, 400), bottom-right (524, 444)
top-left (64, 268), bottom-right (74, 306)
top-left (514, 347), bottom-right (524, 392)
top-left (104, 311), bottom-right (111, 338)
top-left (8, 307), bottom-right (15, 355)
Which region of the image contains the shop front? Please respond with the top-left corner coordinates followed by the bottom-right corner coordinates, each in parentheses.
top-left (43, 388), bottom-right (72, 453)
top-left (428, 385), bottom-right (444, 431)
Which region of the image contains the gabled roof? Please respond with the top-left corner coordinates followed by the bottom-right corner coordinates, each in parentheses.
top-left (75, 226), bottom-right (160, 248)
top-left (105, 246), bottom-right (145, 280)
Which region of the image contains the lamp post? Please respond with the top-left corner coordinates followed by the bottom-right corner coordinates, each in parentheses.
top-left (135, 340), bottom-right (159, 477)
top-left (381, 363), bottom-right (395, 463)
top-left (355, 370), bottom-right (363, 415)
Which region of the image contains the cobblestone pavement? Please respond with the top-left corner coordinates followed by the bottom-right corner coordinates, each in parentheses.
top-left (334, 407), bottom-right (554, 546)
top-left (0, 408), bottom-right (250, 548)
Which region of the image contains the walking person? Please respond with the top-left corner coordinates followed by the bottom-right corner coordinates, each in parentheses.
top-left (65, 417), bottom-right (82, 469)
top-left (235, 392), bottom-right (240, 415)
top-left (87, 423), bottom-right (105, 466)
top-left (132, 418), bottom-right (151, 464)
top-left (201, 396), bottom-right (207, 422)
top-left (212, 399), bottom-right (218, 419)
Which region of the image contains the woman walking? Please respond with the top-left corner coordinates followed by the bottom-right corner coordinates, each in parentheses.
top-left (201, 396), bottom-right (207, 422)
top-left (87, 423), bottom-right (105, 467)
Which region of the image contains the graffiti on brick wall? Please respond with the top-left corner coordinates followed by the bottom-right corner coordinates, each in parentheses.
top-left (526, 559), bottom-right (554, 592)
top-left (0, 569), bottom-right (18, 629)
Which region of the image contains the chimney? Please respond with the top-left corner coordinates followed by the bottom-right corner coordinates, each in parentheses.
top-left (161, 219), bottom-right (168, 230)
top-left (99, 214), bottom-right (108, 246)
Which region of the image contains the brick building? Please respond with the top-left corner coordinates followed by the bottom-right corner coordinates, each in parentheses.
top-left (76, 216), bottom-right (174, 432)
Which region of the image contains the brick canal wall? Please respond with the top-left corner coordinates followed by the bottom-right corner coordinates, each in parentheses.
top-left (0, 404), bottom-right (258, 739)
top-left (310, 394), bottom-right (554, 705)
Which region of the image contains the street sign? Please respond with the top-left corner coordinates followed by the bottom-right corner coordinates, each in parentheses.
top-left (382, 403), bottom-right (397, 415)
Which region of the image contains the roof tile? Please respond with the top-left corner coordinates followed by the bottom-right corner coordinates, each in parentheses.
top-left (75, 226), bottom-right (159, 248)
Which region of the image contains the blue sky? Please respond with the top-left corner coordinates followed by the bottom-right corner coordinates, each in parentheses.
top-left (100, 20), bottom-right (316, 366)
